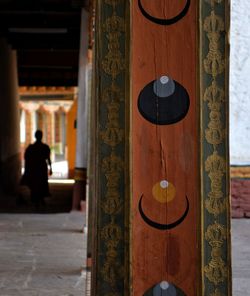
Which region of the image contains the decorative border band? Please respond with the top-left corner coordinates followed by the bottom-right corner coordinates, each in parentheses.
top-left (200, 0), bottom-right (231, 295)
top-left (93, 0), bottom-right (130, 295)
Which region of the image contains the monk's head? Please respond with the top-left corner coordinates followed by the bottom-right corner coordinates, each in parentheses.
top-left (35, 130), bottom-right (43, 142)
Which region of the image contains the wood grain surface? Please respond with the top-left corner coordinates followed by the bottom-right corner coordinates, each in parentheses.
top-left (132, 0), bottom-right (198, 295)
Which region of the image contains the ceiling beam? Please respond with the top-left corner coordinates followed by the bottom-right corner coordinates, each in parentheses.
top-left (18, 68), bottom-right (78, 86)
top-left (17, 50), bottom-right (79, 68)
top-left (0, 12), bottom-right (81, 30)
top-left (7, 31), bottom-right (80, 50)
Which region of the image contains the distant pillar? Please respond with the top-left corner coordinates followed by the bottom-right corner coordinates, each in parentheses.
top-left (25, 110), bottom-right (32, 146)
top-left (46, 111), bottom-right (53, 147)
top-left (0, 38), bottom-right (20, 194)
top-left (72, 8), bottom-right (89, 210)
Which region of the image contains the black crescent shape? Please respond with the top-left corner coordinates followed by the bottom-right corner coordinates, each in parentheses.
top-left (138, 0), bottom-right (190, 25)
top-left (138, 195), bottom-right (189, 230)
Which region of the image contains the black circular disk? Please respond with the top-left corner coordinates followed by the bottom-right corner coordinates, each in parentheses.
top-left (138, 80), bottom-right (190, 125)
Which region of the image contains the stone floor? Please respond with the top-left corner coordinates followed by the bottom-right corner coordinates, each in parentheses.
top-left (232, 219), bottom-right (250, 296)
top-left (0, 212), bottom-right (87, 296)
top-left (0, 214), bottom-right (248, 295)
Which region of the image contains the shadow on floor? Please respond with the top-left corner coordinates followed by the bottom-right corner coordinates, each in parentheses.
top-left (0, 182), bottom-right (73, 213)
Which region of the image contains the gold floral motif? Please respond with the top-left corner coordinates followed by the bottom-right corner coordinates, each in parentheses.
top-left (204, 223), bottom-right (227, 285)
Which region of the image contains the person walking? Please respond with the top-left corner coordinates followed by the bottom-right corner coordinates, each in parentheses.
top-left (23, 130), bottom-right (53, 208)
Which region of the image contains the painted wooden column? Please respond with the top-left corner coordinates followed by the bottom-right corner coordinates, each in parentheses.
top-left (0, 38), bottom-right (20, 194)
top-left (91, 0), bottom-right (231, 295)
top-left (132, 1), bottom-right (199, 294)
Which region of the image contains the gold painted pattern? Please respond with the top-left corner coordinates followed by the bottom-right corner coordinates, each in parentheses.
top-left (202, 0), bottom-right (230, 295)
top-left (98, 0), bottom-right (126, 294)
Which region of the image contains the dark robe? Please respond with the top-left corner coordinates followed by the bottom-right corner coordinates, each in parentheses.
top-left (23, 141), bottom-right (51, 199)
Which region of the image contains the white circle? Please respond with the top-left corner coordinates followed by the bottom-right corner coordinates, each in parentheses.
top-left (160, 180), bottom-right (169, 189)
top-left (160, 281), bottom-right (170, 290)
top-left (160, 76), bottom-right (169, 84)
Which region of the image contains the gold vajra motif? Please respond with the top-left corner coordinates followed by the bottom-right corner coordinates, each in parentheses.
top-left (205, 151), bottom-right (226, 179)
top-left (102, 151), bottom-right (124, 173)
top-left (102, 51), bottom-right (125, 78)
top-left (100, 102), bottom-right (124, 147)
top-left (101, 220), bottom-right (122, 249)
top-left (100, 127), bottom-right (124, 147)
top-left (205, 151), bottom-right (226, 215)
top-left (103, 15), bottom-right (124, 33)
top-left (99, 1), bottom-right (126, 293)
top-left (102, 195), bottom-right (123, 215)
top-left (205, 0), bottom-right (224, 7)
top-left (204, 81), bottom-right (225, 146)
top-left (105, 0), bottom-right (121, 6)
top-left (204, 11), bottom-right (225, 78)
top-left (205, 222), bottom-right (226, 246)
top-left (202, 0), bottom-right (229, 289)
top-left (102, 15), bottom-right (125, 79)
top-left (204, 223), bottom-right (227, 285)
top-left (210, 288), bottom-right (223, 296)
top-left (204, 256), bottom-right (227, 285)
top-left (204, 81), bottom-right (224, 111)
top-left (205, 197), bottom-right (226, 217)
top-left (102, 84), bottom-right (124, 103)
top-left (101, 260), bottom-right (123, 286)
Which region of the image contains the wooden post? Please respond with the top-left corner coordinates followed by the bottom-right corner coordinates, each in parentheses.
top-left (90, 0), bottom-right (231, 295)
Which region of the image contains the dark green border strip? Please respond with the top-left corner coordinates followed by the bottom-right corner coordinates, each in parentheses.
top-left (92, 0), bottom-right (130, 295)
top-left (200, 1), bottom-right (232, 295)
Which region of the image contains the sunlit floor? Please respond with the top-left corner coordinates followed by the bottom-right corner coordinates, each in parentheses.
top-left (0, 215), bottom-right (247, 295)
top-left (0, 212), bottom-right (87, 296)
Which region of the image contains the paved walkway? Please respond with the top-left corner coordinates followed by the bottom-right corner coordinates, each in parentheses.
top-left (0, 212), bottom-right (87, 296)
top-left (0, 213), bottom-right (248, 296)
top-left (232, 219), bottom-right (250, 296)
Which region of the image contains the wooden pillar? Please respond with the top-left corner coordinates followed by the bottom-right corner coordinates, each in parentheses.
top-left (91, 0), bottom-right (231, 295)
top-left (0, 38), bottom-right (20, 194)
top-left (25, 110), bottom-right (32, 146)
top-left (72, 8), bottom-right (90, 210)
top-left (46, 111), bottom-right (53, 147)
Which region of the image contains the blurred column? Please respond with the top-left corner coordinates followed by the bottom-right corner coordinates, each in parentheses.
top-left (72, 8), bottom-right (89, 210)
top-left (0, 38), bottom-right (20, 194)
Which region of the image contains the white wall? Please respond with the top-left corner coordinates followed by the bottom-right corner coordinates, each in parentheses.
top-left (230, 0), bottom-right (250, 165)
